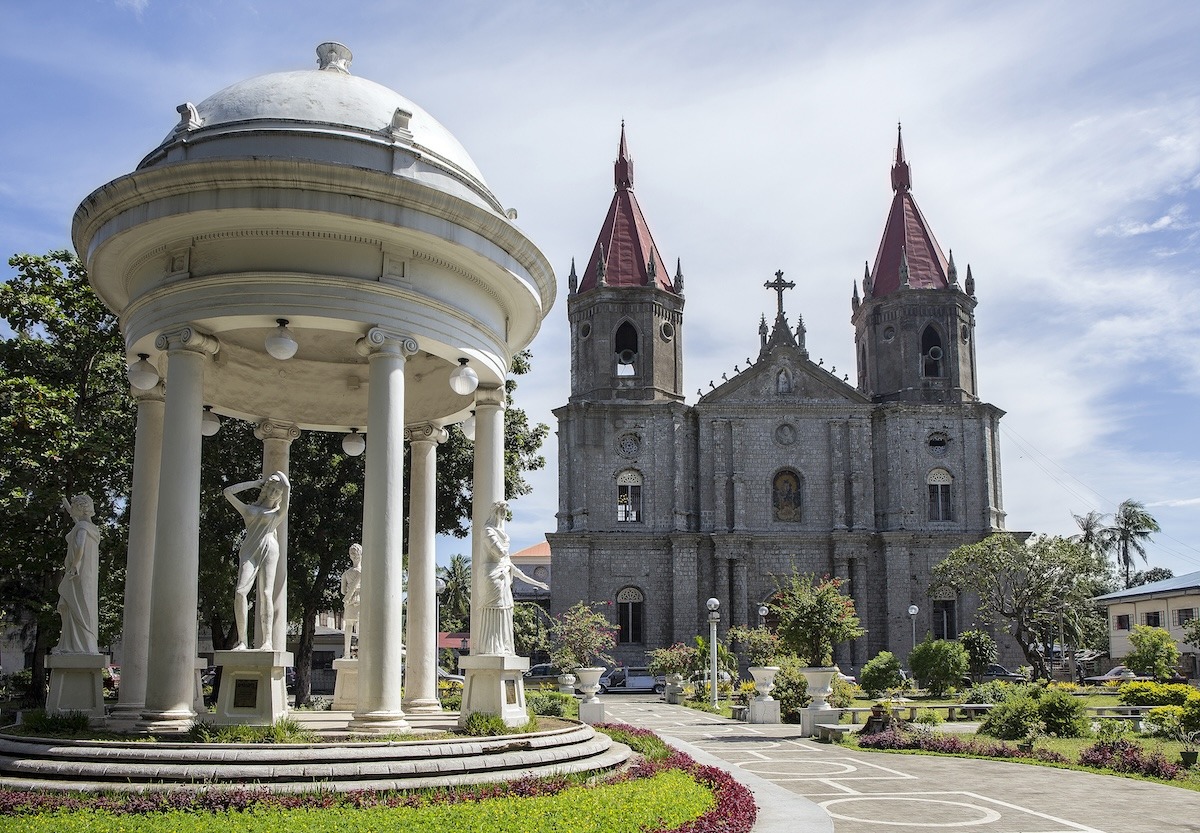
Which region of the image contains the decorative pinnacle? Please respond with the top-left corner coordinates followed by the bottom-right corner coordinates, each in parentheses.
top-left (615, 121), bottom-right (634, 190)
top-left (596, 244), bottom-right (607, 286)
top-left (891, 122), bottom-right (911, 192)
top-left (899, 247), bottom-right (910, 287)
top-left (947, 249), bottom-right (958, 284)
top-left (568, 257), bottom-right (578, 294)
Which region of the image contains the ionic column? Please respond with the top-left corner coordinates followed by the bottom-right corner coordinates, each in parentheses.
top-left (141, 327), bottom-right (218, 731)
top-left (349, 328), bottom-right (416, 733)
top-left (713, 552), bottom-right (730, 639)
top-left (403, 422), bottom-right (448, 713)
top-left (112, 382), bottom-right (164, 719)
top-left (255, 419), bottom-right (300, 651)
top-left (469, 385), bottom-right (506, 643)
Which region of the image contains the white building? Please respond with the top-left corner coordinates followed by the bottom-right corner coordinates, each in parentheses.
top-left (1094, 571), bottom-right (1200, 679)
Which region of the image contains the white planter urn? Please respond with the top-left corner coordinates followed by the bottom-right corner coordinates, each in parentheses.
top-left (574, 666), bottom-right (605, 704)
top-left (800, 666), bottom-right (839, 710)
top-left (556, 673), bottom-right (577, 695)
top-left (748, 666), bottom-right (780, 701)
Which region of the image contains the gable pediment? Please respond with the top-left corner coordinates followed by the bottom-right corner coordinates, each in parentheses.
top-left (699, 346), bottom-right (869, 406)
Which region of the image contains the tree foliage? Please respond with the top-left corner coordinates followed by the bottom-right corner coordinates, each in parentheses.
top-left (1108, 500), bottom-right (1161, 589)
top-left (436, 553), bottom-right (471, 634)
top-left (770, 573), bottom-right (864, 667)
top-left (0, 251), bottom-right (134, 700)
top-left (933, 534), bottom-right (1107, 679)
top-left (859, 650), bottom-right (905, 697)
top-left (1124, 625), bottom-right (1181, 681)
top-left (1128, 566), bottom-right (1173, 588)
top-left (908, 636), bottom-right (969, 696)
top-left (958, 629), bottom-right (998, 679)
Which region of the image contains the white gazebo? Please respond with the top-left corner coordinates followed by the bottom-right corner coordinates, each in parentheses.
top-left (73, 43), bottom-right (554, 732)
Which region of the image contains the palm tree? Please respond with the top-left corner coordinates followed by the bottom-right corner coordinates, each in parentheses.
top-left (1071, 510), bottom-right (1113, 560)
top-left (1106, 500), bottom-right (1161, 589)
top-left (436, 553), bottom-right (472, 632)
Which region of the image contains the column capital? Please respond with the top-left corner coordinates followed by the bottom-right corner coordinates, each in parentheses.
top-left (131, 382), bottom-right (165, 403)
top-left (155, 326), bottom-right (220, 356)
top-left (404, 423), bottom-right (449, 444)
top-left (255, 419), bottom-right (302, 443)
top-left (474, 383), bottom-right (506, 409)
top-left (356, 327), bottom-right (419, 358)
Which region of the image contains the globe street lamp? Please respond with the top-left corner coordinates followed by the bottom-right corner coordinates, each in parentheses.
top-left (908, 604), bottom-right (919, 651)
top-left (758, 604), bottom-right (769, 627)
top-left (706, 598), bottom-right (720, 710)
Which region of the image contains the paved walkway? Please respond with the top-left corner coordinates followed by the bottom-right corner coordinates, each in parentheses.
top-left (602, 699), bottom-right (1200, 833)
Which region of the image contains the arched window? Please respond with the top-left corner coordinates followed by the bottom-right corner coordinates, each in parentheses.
top-left (921, 325), bottom-right (944, 378)
top-left (614, 321), bottom-right (639, 377)
top-left (772, 469), bottom-right (802, 522)
top-left (927, 468), bottom-right (953, 521)
top-left (617, 469), bottom-right (643, 522)
top-left (616, 586), bottom-right (645, 643)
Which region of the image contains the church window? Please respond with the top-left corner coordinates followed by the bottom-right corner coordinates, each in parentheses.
top-left (660, 321), bottom-right (675, 342)
top-left (580, 322), bottom-right (592, 339)
top-left (617, 469), bottom-right (643, 522)
top-left (931, 587), bottom-right (957, 640)
top-left (772, 469), bottom-right (803, 522)
top-left (615, 321), bottom-right (639, 377)
top-left (616, 586), bottom-right (645, 643)
top-left (921, 325), bottom-right (944, 378)
top-left (927, 468), bottom-right (953, 521)
top-left (776, 369), bottom-right (792, 394)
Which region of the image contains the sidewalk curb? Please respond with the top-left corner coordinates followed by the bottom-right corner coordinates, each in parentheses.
top-left (658, 731), bottom-right (835, 833)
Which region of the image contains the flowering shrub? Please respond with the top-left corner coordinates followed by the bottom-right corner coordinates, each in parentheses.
top-left (857, 727), bottom-right (1068, 763)
top-left (1078, 739), bottom-right (1182, 780)
top-left (549, 601), bottom-right (618, 669)
top-left (771, 573), bottom-right (863, 667)
top-left (860, 651), bottom-right (905, 697)
top-left (648, 642), bottom-right (698, 677)
top-left (725, 625), bottom-right (783, 667)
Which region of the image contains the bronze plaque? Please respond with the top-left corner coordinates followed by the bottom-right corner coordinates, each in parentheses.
top-left (233, 678), bottom-right (259, 709)
top-left (505, 679), bottom-right (517, 705)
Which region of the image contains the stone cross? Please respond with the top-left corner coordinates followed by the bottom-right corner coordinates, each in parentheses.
top-left (764, 270), bottom-right (795, 317)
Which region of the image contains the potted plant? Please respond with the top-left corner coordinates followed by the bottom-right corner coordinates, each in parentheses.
top-left (1016, 720), bottom-right (1046, 754)
top-left (727, 625), bottom-right (783, 700)
top-left (1176, 728), bottom-right (1199, 768)
top-left (772, 573), bottom-right (865, 710)
top-left (549, 601), bottom-right (618, 704)
top-left (648, 642), bottom-right (696, 704)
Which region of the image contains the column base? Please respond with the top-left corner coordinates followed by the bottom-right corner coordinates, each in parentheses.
top-left (331, 657), bottom-right (358, 711)
top-left (459, 654), bottom-right (530, 728)
top-left (136, 708), bottom-right (196, 734)
top-left (347, 709), bottom-right (410, 734)
top-left (403, 697), bottom-right (442, 714)
top-left (748, 699), bottom-right (781, 724)
top-left (212, 649), bottom-right (292, 726)
top-left (46, 654), bottom-right (107, 720)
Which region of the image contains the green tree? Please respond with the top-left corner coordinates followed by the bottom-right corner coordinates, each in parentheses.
top-left (934, 534), bottom-right (1107, 679)
top-left (1071, 510), bottom-right (1113, 560)
top-left (0, 251), bottom-right (134, 701)
top-left (436, 553), bottom-right (472, 633)
top-left (1106, 499), bottom-right (1160, 589)
top-left (959, 629), bottom-right (998, 680)
top-left (725, 625), bottom-right (783, 668)
top-left (513, 602), bottom-right (551, 662)
top-left (548, 601), bottom-right (617, 669)
top-left (908, 637), bottom-right (969, 696)
top-left (859, 650), bottom-right (905, 697)
top-left (1124, 625), bottom-right (1181, 680)
top-left (1185, 618), bottom-right (1200, 654)
top-left (1128, 566), bottom-right (1173, 588)
top-left (771, 573), bottom-right (864, 667)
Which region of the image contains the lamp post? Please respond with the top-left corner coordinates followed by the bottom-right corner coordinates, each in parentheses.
top-left (758, 604), bottom-right (769, 627)
top-left (908, 604), bottom-right (919, 651)
top-left (707, 598), bottom-right (720, 710)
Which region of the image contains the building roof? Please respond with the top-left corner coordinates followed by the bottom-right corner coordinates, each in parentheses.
top-left (1093, 570), bottom-right (1200, 602)
top-left (511, 540), bottom-right (551, 560)
top-left (868, 125), bottom-right (951, 297)
top-left (577, 124), bottom-right (675, 294)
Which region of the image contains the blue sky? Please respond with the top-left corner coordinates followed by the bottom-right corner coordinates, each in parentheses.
top-left (3, 1), bottom-right (1199, 579)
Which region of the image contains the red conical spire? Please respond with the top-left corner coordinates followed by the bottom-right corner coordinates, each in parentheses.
top-left (615, 120), bottom-right (634, 190)
top-left (578, 124), bottom-right (674, 293)
top-left (870, 126), bottom-right (949, 296)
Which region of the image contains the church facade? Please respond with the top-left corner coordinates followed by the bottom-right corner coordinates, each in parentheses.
top-left (546, 127), bottom-right (1006, 672)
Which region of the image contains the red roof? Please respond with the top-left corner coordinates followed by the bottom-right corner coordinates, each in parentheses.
top-left (869, 126), bottom-right (950, 297)
top-left (577, 124), bottom-right (675, 294)
top-left (511, 540), bottom-right (550, 559)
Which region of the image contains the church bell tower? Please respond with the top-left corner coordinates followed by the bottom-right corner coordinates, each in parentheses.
top-left (567, 124), bottom-right (685, 403)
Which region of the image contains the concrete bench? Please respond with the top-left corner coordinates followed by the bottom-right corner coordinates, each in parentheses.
top-left (946, 703), bottom-right (995, 720)
top-left (815, 723), bottom-right (861, 743)
top-left (731, 705), bottom-right (748, 721)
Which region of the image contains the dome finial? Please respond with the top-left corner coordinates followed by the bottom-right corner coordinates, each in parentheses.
top-left (316, 42), bottom-right (353, 74)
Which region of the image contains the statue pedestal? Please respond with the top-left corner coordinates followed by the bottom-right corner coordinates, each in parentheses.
top-left (800, 705), bottom-right (841, 737)
top-left (748, 698), bottom-right (781, 724)
top-left (578, 700), bottom-right (606, 724)
top-left (459, 654), bottom-right (529, 728)
top-left (212, 650), bottom-right (292, 726)
top-left (331, 657), bottom-right (358, 711)
top-left (46, 654), bottom-right (106, 719)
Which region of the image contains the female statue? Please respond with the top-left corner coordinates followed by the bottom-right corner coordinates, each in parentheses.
top-left (340, 543), bottom-right (362, 655)
top-left (224, 471), bottom-right (290, 650)
top-left (477, 501), bottom-right (548, 656)
top-left (54, 494), bottom-right (100, 654)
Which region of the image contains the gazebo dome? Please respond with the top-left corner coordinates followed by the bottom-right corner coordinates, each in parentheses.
top-left (138, 42), bottom-right (500, 213)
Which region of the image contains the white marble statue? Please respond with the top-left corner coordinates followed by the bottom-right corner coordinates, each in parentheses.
top-left (225, 471), bottom-right (291, 651)
top-left (54, 494), bottom-right (100, 655)
top-left (341, 543), bottom-right (362, 656)
top-left (477, 501), bottom-right (548, 655)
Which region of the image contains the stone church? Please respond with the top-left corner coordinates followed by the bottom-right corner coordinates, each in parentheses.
top-left (546, 126), bottom-right (1006, 673)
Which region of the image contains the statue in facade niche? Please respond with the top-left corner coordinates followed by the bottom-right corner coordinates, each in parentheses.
top-left (54, 494), bottom-right (100, 655)
top-left (225, 472), bottom-right (291, 651)
top-left (477, 501), bottom-right (548, 656)
top-left (341, 543), bottom-right (362, 656)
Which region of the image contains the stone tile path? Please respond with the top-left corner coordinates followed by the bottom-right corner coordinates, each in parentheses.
top-left (602, 699), bottom-right (1200, 833)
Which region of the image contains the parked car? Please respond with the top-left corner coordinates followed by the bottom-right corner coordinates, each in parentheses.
top-left (438, 667), bottom-right (465, 686)
top-left (1083, 665), bottom-right (1149, 683)
top-left (837, 671), bottom-right (857, 685)
top-left (599, 666), bottom-right (666, 694)
top-left (979, 663), bottom-right (1025, 683)
top-left (523, 663), bottom-right (587, 692)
